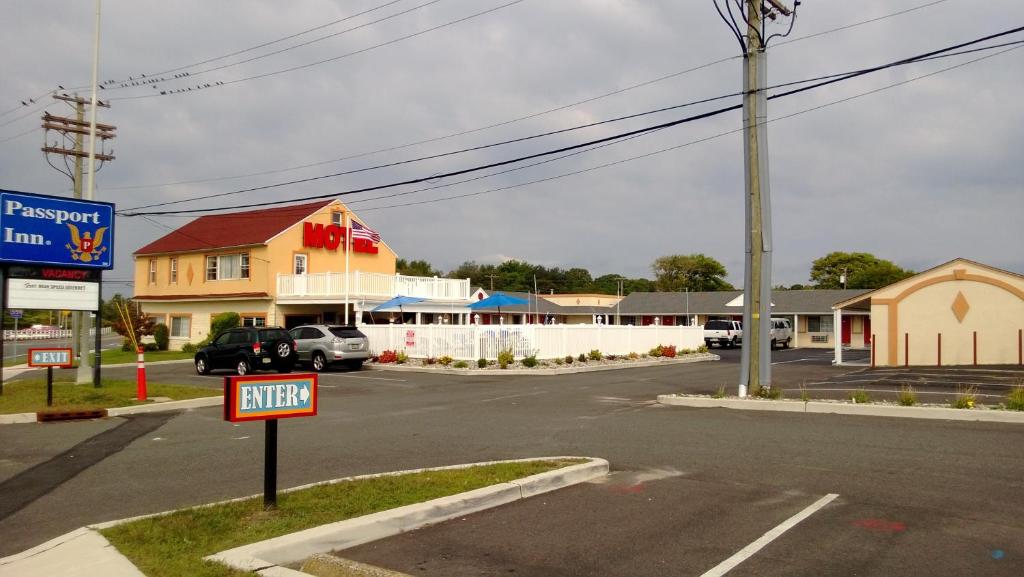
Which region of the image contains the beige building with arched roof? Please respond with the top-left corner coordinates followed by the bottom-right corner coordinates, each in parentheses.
top-left (833, 258), bottom-right (1024, 366)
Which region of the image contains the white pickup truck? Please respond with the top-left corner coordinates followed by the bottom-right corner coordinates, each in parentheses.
top-left (703, 320), bottom-right (742, 348)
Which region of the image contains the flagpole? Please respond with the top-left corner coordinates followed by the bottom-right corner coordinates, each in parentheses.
top-left (344, 211), bottom-right (351, 325)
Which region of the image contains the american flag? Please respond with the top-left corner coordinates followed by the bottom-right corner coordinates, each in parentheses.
top-left (351, 221), bottom-right (380, 243)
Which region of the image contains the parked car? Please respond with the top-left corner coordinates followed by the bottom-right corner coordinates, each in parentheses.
top-left (703, 320), bottom-right (743, 348)
top-left (770, 318), bottom-right (794, 349)
top-left (194, 326), bottom-right (296, 376)
top-left (289, 324), bottom-right (370, 371)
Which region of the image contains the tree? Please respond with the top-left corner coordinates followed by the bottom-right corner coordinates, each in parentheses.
top-left (109, 298), bottom-right (156, 348)
top-left (396, 258), bottom-right (440, 277)
top-left (809, 252), bottom-right (913, 289)
top-left (564, 268), bottom-right (593, 293)
top-left (652, 254), bottom-right (733, 292)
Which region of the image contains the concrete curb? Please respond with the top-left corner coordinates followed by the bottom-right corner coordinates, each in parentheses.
top-left (657, 395), bottom-right (1024, 423)
top-left (206, 457), bottom-right (609, 576)
top-left (0, 395), bottom-right (222, 425)
top-left (0, 527), bottom-right (145, 577)
top-left (364, 353), bottom-right (719, 376)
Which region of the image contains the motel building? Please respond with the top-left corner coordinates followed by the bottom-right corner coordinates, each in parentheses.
top-left (133, 200), bottom-right (475, 349)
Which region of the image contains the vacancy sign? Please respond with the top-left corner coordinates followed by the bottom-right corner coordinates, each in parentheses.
top-left (224, 374), bottom-right (318, 422)
top-left (28, 348), bottom-right (73, 368)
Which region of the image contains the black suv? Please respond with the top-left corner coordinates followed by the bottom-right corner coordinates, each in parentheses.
top-left (194, 326), bottom-right (296, 376)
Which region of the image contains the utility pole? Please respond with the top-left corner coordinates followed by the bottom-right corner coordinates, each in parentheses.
top-left (486, 274), bottom-right (498, 291)
top-left (715, 0), bottom-right (798, 397)
top-left (41, 94), bottom-right (115, 384)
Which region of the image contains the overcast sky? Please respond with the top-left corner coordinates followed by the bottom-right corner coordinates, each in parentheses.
top-left (2, 0), bottom-right (1022, 295)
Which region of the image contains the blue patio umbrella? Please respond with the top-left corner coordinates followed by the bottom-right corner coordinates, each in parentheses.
top-left (371, 295), bottom-right (426, 323)
top-left (468, 292), bottom-right (529, 317)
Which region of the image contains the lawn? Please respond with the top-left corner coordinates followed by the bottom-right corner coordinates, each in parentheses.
top-left (102, 459), bottom-right (580, 577)
top-left (0, 378), bottom-right (217, 414)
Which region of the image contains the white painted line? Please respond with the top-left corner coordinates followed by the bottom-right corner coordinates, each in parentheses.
top-left (771, 358), bottom-right (819, 365)
top-left (700, 493), bottom-right (839, 577)
top-left (335, 374), bottom-right (406, 382)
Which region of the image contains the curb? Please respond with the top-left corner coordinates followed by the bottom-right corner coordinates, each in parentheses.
top-left (657, 395), bottom-right (1024, 423)
top-left (364, 353), bottom-right (719, 376)
top-left (206, 457), bottom-right (609, 576)
top-left (0, 396), bottom-right (222, 425)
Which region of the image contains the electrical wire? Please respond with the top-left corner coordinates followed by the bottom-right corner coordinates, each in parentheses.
top-left (118, 28), bottom-right (1024, 216)
top-left (103, 0), bottom-right (952, 191)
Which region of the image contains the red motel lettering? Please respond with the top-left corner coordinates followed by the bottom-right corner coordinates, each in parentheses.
top-left (302, 222), bottom-right (378, 254)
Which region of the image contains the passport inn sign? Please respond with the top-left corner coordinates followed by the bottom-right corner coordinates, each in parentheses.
top-left (0, 190), bottom-right (115, 269)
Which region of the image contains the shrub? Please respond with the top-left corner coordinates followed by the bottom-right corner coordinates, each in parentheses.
top-left (1004, 384), bottom-right (1024, 411)
top-left (396, 351), bottom-right (408, 364)
top-left (181, 343), bottom-right (197, 354)
top-left (605, 354), bottom-right (618, 361)
top-left (522, 355), bottom-right (538, 368)
top-left (628, 352), bottom-right (639, 360)
top-left (143, 342), bottom-right (160, 352)
top-left (713, 385), bottom-right (726, 399)
top-left (649, 345), bottom-right (663, 358)
top-left (453, 360), bottom-right (469, 369)
top-left (498, 348), bottom-right (514, 369)
top-left (698, 345), bottom-right (709, 354)
top-left (588, 349), bottom-right (602, 361)
top-left (425, 357), bottom-right (438, 365)
top-left (201, 312), bottom-right (241, 346)
top-left (153, 323), bottom-right (169, 351)
top-left (681, 348), bottom-right (693, 355)
top-left (897, 384), bottom-right (917, 406)
top-left (849, 388), bottom-right (871, 404)
top-left (121, 339), bottom-right (134, 352)
top-left (564, 355), bottom-right (574, 365)
top-left (554, 357), bottom-right (564, 365)
top-left (951, 385), bottom-right (977, 409)
top-left (662, 345), bottom-right (677, 358)
top-left (754, 385), bottom-right (781, 400)
top-left (577, 353), bottom-right (587, 363)
top-left (376, 350), bottom-right (398, 364)
top-left (438, 355), bottom-right (453, 366)
top-left (477, 358), bottom-right (488, 368)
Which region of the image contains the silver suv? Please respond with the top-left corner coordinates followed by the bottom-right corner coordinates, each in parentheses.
top-left (289, 325), bottom-right (370, 371)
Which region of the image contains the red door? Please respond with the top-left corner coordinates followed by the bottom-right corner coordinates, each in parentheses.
top-left (863, 317), bottom-right (872, 346)
top-left (841, 316), bottom-right (852, 345)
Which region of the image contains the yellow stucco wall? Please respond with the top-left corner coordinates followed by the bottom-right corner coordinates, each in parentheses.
top-left (139, 299), bottom-right (274, 350)
top-left (870, 260), bottom-right (1024, 366)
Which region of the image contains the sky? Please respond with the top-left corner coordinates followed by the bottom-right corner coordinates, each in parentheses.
top-left (1, 0), bottom-right (1022, 296)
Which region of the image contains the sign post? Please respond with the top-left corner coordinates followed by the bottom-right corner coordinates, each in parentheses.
top-left (224, 373), bottom-right (318, 510)
top-left (10, 310), bottom-right (21, 364)
top-left (28, 348), bottom-right (73, 406)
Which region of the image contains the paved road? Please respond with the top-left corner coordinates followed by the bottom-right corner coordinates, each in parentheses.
top-left (0, 355), bottom-right (1021, 575)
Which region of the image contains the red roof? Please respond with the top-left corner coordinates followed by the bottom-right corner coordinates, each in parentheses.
top-left (134, 200), bottom-right (334, 255)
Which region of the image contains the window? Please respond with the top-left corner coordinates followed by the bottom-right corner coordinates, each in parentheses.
top-left (148, 259), bottom-right (157, 284)
top-left (294, 253), bottom-right (307, 275)
top-left (807, 315), bottom-right (834, 333)
top-left (206, 253), bottom-right (249, 280)
top-left (242, 315), bottom-right (266, 327)
top-left (169, 258), bottom-right (178, 284)
top-left (170, 315), bottom-right (191, 338)
top-left (331, 211), bottom-right (343, 226)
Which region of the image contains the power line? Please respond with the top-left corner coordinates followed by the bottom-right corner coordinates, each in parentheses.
top-left (104, 0), bottom-right (951, 191)
top-left (110, 0), bottom-right (529, 102)
top-left (119, 29), bottom-right (1024, 216)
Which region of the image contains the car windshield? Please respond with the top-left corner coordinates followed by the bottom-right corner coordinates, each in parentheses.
top-left (329, 327), bottom-right (366, 339)
top-left (259, 329), bottom-right (291, 342)
top-left (705, 321), bottom-right (734, 330)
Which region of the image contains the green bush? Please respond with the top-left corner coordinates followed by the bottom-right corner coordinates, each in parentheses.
top-left (697, 345), bottom-right (709, 354)
top-left (897, 384), bottom-right (917, 406)
top-left (649, 345), bottom-right (663, 358)
top-left (143, 342), bottom-right (160, 352)
top-left (153, 323), bottom-right (169, 351)
top-left (588, 349), bottom-right (602, 361)
top-left (951, 385), bottom-right (977, 409)
top-left (577, 353), bottom-right (586, 363)
top-left (754, 385), bottom-right (781, 400)
top-left (564, 355), bottom-right (573, 365)
top-left (498, 348), bottom-right (514, 369)
top-left (438, 355), bottom-right (453, 366)
top-left (477, 358), bottom-right (488, 368)
top-left (521, 355), bottom-right (538, 368)
top-left (121, 339), bottom-right (134, 352)
top-left (713, 385), bottom-right (726, 399)
top-left (181, 343), bottom-right (197, 354)
top-left (1007, 384), bottom-right (1024, 411)
top-left (849, 389), bottom-right (871, 404)
top-left (554, 357), bottom-right (564, 365)
top-left (201, 312), bottom-right (241, 346)
top-left (628, 352), bottom-right (639, 359)
top-left (396, 351), bottom-right (408, 364)
top-left (453, 360), bottom-right (469, 369)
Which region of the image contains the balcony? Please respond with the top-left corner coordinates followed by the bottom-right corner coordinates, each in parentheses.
top-left (276, 272), bottom-right (471, 302)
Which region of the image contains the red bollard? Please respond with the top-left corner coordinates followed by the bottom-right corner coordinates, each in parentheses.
top-left (136, 347), bottom-right (148, 401)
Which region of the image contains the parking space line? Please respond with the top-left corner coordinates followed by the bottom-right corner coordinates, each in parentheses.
top-left (699, 493), bottom-right (839, 577)
top-left (334, 374), bottom-right (407, 382)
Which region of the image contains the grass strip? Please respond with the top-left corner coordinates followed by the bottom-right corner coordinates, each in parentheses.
top-left (0, 379), bottom-right (216, 414)
top-left (102, 460), bottom-right (579, 577)
top-left (99, 349), bottom-right (195, 365)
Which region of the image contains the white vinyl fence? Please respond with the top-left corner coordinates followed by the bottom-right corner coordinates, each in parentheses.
top-left (360, 324), bottom-right (704, 360)
top-left (2, 327), bottom-right (113, 341)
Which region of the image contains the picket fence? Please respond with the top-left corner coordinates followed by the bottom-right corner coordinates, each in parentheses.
top-left (2, 327), bottom-right (113, 341)
top-left (360, 324), bottom-right (704, 360)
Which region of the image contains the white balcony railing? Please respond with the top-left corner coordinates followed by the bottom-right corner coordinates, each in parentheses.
top-left (277, 272), bottom-right (471, 301)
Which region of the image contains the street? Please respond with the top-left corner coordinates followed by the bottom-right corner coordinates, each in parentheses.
top-left (0, 355), bottom-right (1021, 575)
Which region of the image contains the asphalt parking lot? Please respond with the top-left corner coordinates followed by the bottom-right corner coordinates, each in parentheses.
top-left (1, 351), bottom-right (1022, 575)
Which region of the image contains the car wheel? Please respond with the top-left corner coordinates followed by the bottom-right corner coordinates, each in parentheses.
top-left (345, 359), bottom-right (364, 371)
top-left (273, 339), bottom-right (292, 360)
top-left (783, 339), bottom-right (790, 349)
top-left (236, 358), bottom-right (251, 376)
top-left (195, 355), bottom-right (211, 375)
top-left (771, 339), bottom-right (777, 350)
top-left (311, 352), bottom-right (327, 372)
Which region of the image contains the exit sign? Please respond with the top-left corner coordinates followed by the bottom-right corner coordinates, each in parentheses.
top-left (28, 348), bottom-right (73, 367)
top-left (224, 374), bottom-right (318, 422)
